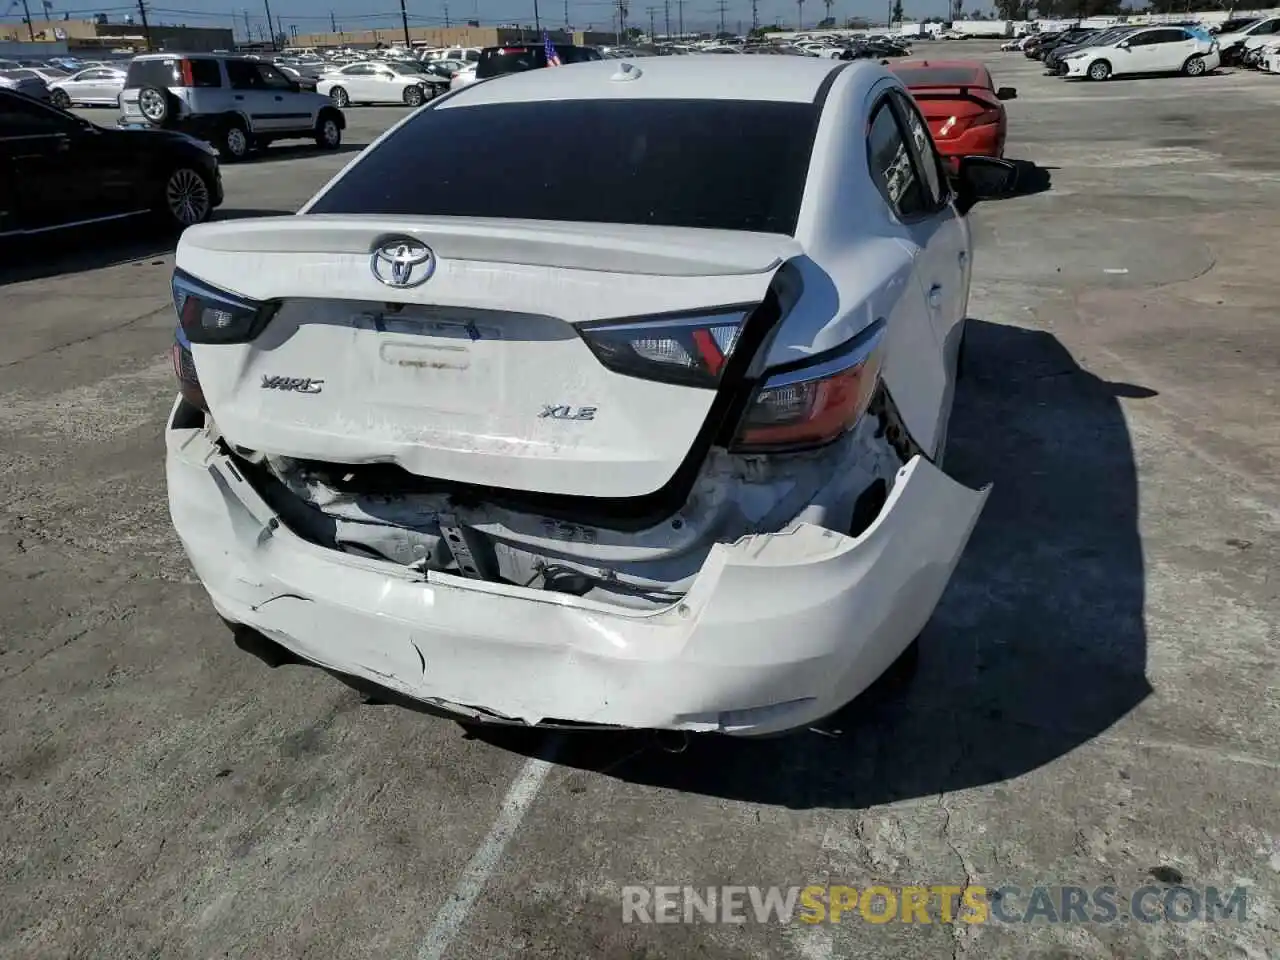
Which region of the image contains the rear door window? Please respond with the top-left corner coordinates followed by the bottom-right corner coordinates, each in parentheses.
top-left (866, 97), bottom-right (928, 220)
top-left (188, 58), bottom-right (222, 88)
top-left (225, 59), bottom-right (261, 90)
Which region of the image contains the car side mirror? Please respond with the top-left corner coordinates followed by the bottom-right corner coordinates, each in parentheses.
top-left (954, 155), bottom-right (1018, 215)
top-left (1117, 41), bottom-right (1130, 49)
top-left (996, 86), bottom-right (1017, 100)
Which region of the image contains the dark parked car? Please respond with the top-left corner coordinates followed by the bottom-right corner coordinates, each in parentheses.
top-left (474, 43), bottom-right (603, 79)
top-left (1033, 28), bottom-right (1099, 60)
top-left (0, 87), bottom-right (222, 238)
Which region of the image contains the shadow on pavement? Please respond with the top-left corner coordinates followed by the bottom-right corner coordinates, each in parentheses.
top-left (1008, 159), bottom-right (1054, 198)
top-left (0, 208), bottom-right (290, 286)
top-left (461, 319), bottom-right (1154, 809)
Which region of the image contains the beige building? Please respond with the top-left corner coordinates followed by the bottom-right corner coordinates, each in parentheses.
top-left (0, 18), bottom-right (232, 53)
top-left (292, 25), bottom-right (617, 50)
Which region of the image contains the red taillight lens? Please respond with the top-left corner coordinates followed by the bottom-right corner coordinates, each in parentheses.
top-left (179, 58), bottom-right (195, 86)
top-left (971, 107), bottom-right (1002, 127)
top-left (731, 322), bottom-right (886, 453)
top-left (171, 340), bottom-right (207, 411)
top-left (577, 309), bottom-right (749, 389)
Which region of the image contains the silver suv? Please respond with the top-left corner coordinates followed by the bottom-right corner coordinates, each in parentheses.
top-left (118, 53), bottom-right (345, 162)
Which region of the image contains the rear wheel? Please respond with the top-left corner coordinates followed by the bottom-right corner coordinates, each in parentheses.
top-left (1087, 59), bottom-right (1112, 81)
top-left (219, 120), bottom-right (250, 162)
top-left (403, 84), bottom-right (425, 107)
top-left (329, 85), bottom-right (349, 107)
top-left (160, 167), bottom-right (212, 230)
top-left (1183, 55), bottom-right (1207, 77)
top-left (50, 88), bottom-right (71, 109)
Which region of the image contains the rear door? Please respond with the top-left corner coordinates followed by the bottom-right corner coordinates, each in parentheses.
top-left (252, 62), bottom-right (312, 130)
top-left (1146, 28), bottom-right (1195, 72)
top-left (340, 63), bottom-right (376, 100)
top-left (223, 59), bottom-right (273, 129)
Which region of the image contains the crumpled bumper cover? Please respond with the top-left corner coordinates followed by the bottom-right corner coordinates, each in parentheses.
top-left (166, 399), bottom-right (990, 736)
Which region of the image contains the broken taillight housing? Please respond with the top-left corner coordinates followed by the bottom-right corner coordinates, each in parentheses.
top-left (577, 309), bottom-right (749, 388)
top-left (172, 269), bottom-right (272, 345)
top-left (171, 333), bottom-right (207, 412)
top-left (731, 321), bottom-right (886, 453)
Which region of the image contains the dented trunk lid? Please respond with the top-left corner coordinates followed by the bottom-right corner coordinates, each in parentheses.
top-left (176, 215), bottom-right (799, 499)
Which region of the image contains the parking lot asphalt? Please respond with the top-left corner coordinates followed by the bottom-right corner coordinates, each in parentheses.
top-left (3, 49), bottom-right (1279, 959)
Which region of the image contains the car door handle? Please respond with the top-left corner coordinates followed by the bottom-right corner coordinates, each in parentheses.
top-left (958, 250), bottom-right (968, 268)
top-left (274, 95), bottom-right (283, 100)
top-left (234, 94), bottom-right (244, 100)
top-left (928, 284), bottom-right (943, 308)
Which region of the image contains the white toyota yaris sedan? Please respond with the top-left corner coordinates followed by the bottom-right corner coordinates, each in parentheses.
top-left (166, 57), bottom-right (1014, 736)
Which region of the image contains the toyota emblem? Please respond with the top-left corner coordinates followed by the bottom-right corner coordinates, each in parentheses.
top-left (371, 238), bottom-right (435, 288)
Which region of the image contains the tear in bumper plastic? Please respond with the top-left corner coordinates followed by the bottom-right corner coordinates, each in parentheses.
top-left (165, 398), bottom-right (989, 736)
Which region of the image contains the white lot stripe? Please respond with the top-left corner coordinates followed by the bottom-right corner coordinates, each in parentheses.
top-left (416, 738), bottom-right (561, 960)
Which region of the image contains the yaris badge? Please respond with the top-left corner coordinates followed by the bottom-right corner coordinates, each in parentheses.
top-left (371, 238), bottom-right (435, 288)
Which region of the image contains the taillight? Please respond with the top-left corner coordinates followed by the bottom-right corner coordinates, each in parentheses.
top-left (577, 309), bottom-right (749, 388)
top-left (731, 320), bottom-right (886, 453)
top-left (179, 58), bottom-right (194, 86)
top-left (171, 335), bottom-right (207, 412)
top-left (172, 270), bottom-right (272, 344)
top-left (972, 107), bottom-right (1002, 127)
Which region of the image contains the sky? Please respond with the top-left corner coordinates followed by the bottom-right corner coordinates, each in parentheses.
top-left (4, 0), bottom-right (990, 39)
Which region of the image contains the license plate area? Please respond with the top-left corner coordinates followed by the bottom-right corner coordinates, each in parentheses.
top-left (351, 309), bottom-right (504, 412)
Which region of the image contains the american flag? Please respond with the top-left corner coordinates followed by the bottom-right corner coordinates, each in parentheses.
top-left (543, 31), bottom-right (562, 67)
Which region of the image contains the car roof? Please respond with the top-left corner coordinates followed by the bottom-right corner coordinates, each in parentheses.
top-left (132, 52), bottom-right (247, 60)
top-left (445, 56), bottom-right (874, 107)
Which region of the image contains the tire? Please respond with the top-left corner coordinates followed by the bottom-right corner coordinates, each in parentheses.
top-left (315, 113), bottom-right (342, 150)
top-left (1183, 55), bottom-right (1207, 77)
top-left (160, 167), bottom-right (212, 230)
top-left (50, 88), bottom-right (71, 109)
top-left (403, 84), bottom-right (425, 107)
top-left (1087, 59), bottom-right (1112, 81)
top-left (329, 85), bottom-right (349, 107)
top-left (219, 119), bottom-right (250, 162)
top-left (136, 84), bottom-right (174, 126)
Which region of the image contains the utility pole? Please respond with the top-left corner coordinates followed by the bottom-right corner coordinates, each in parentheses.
top-left (276, 14), bottom-right (284, 44)
top-left (262, 0), bottom-right (276, 50)
top-left (750, 0), bottom-right (757, 31)
top-left (330, 10), bottom-right (336, 30)
top-left (676, 0), bottom-right (683, 37)
top-left (243, 8), bottom-right (251, 42)
top-left (663, 0), bottom-right (670, 38)
top-left (616, 0), bottom-right (627, 41)
top-left (443, 0), bottom-right (450, 26)
top-left (646, 4), bottom-right (655, 39)
top-left (795, 0), bottom-right (803, 30)
top-left (565, 0), bottom-right (570, 30)
top-left (824, 0), bottom-right (832, 26)
top-left (136, 0), bottom-right (153, 50)
top-left (19, 0), bottom-right (35, 41)
top-left (399, 0), bottom-right (410, 46)
top-left (715, 0), bottom-right (726, 35)
top-left (534, 0), bottom-right (541, 31)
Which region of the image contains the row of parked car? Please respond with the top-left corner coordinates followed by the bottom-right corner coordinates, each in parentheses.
top-left (1010, 15), bottom-right (1280, 80)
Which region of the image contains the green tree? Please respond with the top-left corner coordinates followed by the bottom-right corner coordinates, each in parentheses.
top-left (891, 0), bottom-right (904, 20)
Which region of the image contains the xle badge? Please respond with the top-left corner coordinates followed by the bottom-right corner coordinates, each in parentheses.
top-left (261, 375), bottom-right (324, 394)
top-left (539, 405), bottom-right (596, 421)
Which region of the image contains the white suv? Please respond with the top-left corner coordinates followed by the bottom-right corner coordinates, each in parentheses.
top-left (119, 53), bottom-right (346, 162)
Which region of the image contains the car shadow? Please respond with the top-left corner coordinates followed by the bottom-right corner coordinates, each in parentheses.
top-left (240, 143), bottom-right (365, 164)
top-left (455, 318), bottom-right (1154, 809)
top-left (1008, 159), bottom-right (1053, 198)
top-left (0, 207), bottom-right (290, 286)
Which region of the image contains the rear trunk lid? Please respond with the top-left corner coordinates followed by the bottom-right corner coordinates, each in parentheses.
top-left (910, 88), bottom-right (1000, 140)
top-left (177, 215), bottom-right (798, 500)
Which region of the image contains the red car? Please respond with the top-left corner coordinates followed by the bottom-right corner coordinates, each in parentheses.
top-left (889, 60), bottom-right (1016, 174)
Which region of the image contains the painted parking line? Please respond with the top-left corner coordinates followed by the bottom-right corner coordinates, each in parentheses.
top-left (415, 738), bottom-right (562, 960)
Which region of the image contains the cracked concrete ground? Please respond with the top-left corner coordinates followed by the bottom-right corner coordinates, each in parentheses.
top-left (1, 48), bottom-right (1278, 959)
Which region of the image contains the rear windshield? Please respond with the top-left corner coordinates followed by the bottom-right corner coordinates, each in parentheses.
top-left (474, 45), bottom-right (596, 78)
top-left (125, 58), bottom-right (178, 87)
top-left (893, 67), bottom-right (988, 87)
top-left (308, 98), bottom-right (818, 235)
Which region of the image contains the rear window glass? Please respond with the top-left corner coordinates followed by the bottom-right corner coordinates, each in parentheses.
top-left (125, 58), bottom-right (177, 87)
top-left (308, 98), bottom-right (818, 235)
top-left (892, 67), bottom-right (988, 87)
top-left (189, 59), bottom-right (221, 87)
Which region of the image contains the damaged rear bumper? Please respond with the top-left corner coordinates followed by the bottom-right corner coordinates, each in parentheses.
top-left (166, 399), bottom-right (989, 736)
